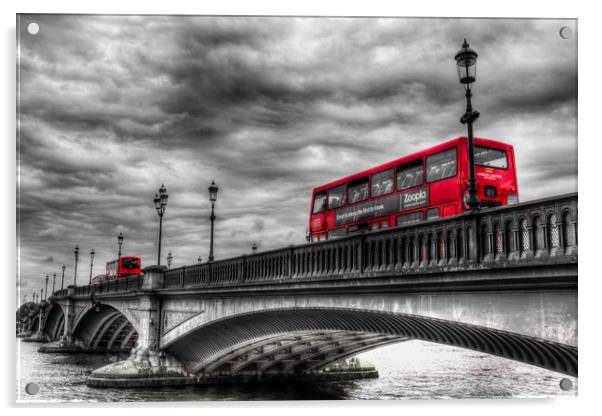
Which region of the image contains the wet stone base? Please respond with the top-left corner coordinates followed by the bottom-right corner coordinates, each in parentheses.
top-left (21, 333), bottom-right (49, 343)
top-left (38, 340), bottom-right (84, 353)
top-left (87, 369), bottom-right (379, 388)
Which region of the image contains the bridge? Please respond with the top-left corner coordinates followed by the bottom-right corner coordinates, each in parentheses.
top-left (19, 193), bottom-right (578, 387)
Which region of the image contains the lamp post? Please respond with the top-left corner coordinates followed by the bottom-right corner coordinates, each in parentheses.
top-left (40, 288), bottom-right (43, 303)
top-left (44, 274), bottom-right (49, 301)
top-left (153, 184), bottom-right (168, 265)
top-left (88, 249), bottom-right (95, 284)
top-left (73, 245), bottom-right (79, 286)
top-left (455, 39), bottom-right (481, 210)
top-left (252, 242), bottom-right (258, 255)
top-left (167, 251), bottom-right (173, 269)
top-left (52, 273), bottom-right (56, 294)
top-left (117, 232), bottom-right (124, 258)
top-left (60, 264), bottom-right (65, 290)
top-left (197, 256), bottom-right (202, 264)
top-left (208, 180), bottom-right (219, 262)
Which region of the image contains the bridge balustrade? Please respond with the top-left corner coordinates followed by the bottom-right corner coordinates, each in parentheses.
top-left (51, 288), bottom-right (68, 298)
top-left (159, 194), bottom-right (576, 290)
top-left (49, 276), bottom-right (144, 298)
top-left (48, 194), bottom-right (577, 296)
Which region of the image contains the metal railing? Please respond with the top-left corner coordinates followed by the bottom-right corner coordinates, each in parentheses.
top-left (50, 275), bottom-right (144, 298)
top-left (162, 193), bottom-right (577, 289)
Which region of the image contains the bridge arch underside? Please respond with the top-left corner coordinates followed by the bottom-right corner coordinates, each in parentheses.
top-left (42, 304), bottom-right (65, 341)
top-left (163, 308), bottom-right (577, 378)
top-left (30, 315), bottom-right (40, 333)
top-left (72, 305), bottom-right (138, 352)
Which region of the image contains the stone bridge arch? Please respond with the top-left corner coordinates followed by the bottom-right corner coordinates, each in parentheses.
top-left (42, 303), bottom-right (65, 341)
top-left (72, 304), bottom-right (138, 352)
top-left (162, 308), bottom-right (577, 378)
top-left (30, 315), bottom-right (40, 333)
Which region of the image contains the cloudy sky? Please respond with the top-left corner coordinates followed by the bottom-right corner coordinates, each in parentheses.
top-left (16, 15), bottom-right (577, 295)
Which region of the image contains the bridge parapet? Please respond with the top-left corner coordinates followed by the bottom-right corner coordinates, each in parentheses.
top-left (161, 193), bottom-right (577, 290)
top-left (43, 193), bottom-right (577, 299)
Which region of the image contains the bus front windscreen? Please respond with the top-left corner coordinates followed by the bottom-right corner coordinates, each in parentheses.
top-left (121, 258), bottom-right (140, 269)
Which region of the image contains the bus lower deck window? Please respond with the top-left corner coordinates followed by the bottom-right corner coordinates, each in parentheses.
top-left (426, 207), bottom-right (440, 220)
top-left (396, 211), bottom-right (423, 226)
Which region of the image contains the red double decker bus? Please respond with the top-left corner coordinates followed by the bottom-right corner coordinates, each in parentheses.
top-left (308, 137), bottom-right (518, 242)
top-left (105, 256), bottom-right (142, 280)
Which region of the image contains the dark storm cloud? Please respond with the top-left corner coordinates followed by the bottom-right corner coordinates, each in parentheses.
top-left (17, 15), bottom-right (576, 291)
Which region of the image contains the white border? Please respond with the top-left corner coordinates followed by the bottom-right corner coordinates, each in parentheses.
top-left (2, 1), bottom-right (600, 415)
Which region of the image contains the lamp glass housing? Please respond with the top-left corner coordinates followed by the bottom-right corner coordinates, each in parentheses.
top-left (455, 41), bottom-right (478, 89)
top-left (208, 181), bottom-right (218, 202)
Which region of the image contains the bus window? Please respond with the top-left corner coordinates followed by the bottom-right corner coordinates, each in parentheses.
top-left (349, 222), bottom-right (369, 235)
top-left (396, 211), bottom-right (423, 226)
top-left (121, 258), bottom-right (140, 269)
top-left (475, 146), bottom-right (508, 169)
top-left (313, 191), bottom-right (326, 214)
top-left (348, 177), bottom-right (369, 204)
top-left (371, 169), bottom-right (394, 197)
top-left (426, 148), bottom-right (457, 182)
top-left (426, 207), bottom-right (440, 220)
top-left (328, 185), bottom-right (346, 209)
top-left (397, 160), bottom-right (423, 191)
top-left (328, 227), bottom-right (347, 239)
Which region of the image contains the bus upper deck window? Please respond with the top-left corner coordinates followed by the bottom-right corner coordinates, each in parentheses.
top-left (348, 177), bottom-right (369, 204)
top-left (426, 148), bottom-right (457, 182)
top-left (313, 192), bottom-right (326, 214)
top-left (397, 159), bottom-right (424, 191)
top-left (371, 169), bottom-right (394, 197)
top-left (475, 146), bottom-right (508, 169)
top-left (328, 185), bottom-right (346, 209)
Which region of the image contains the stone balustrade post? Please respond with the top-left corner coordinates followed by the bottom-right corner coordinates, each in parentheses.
top-left (141, 265), bottom-right (167, 290)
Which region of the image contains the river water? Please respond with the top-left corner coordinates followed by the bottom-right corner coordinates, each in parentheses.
top-left (16, 339), bottom-right (577, 402)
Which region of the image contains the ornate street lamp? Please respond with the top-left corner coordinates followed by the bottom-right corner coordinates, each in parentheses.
top-left (40, 288), bottom-right (43, 303)
top-left (455, 39), bottom-right (481, 210)
top-left (89, 249), bottom-right (95, 284)
top-left (208, 180), bottom-right (219, 262)
top-left (153, 184), bottom-right (168, 265)
top-left (117, 232), bottom-right (124, 258)
top-left (44, 274), bottom-right (49, 300)
top-left (167, 251), bottom-right (173, 269)
top-left (197, 256), bottom-right (202, 264)
top-left (73, 245), bottom-right (79, 286)
top-left (60, 264), bottom-right (66, 290)
top-left (52, 273), bottom-right (56, 294)
top-left (252, 242), bottom-right (258, 255)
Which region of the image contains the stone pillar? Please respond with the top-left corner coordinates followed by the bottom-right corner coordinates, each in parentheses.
top-left (87, 265), bottom-right (188, 387)
top-left (61, 286), bottom-right (77, 344)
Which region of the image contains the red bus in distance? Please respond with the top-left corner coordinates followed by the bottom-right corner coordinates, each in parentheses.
top-left (308, 137), bottom-right (518, 242)
top-left (105, 256), bottom-right (142, 280)
top-left (92, 274), bottom-right (106, 285)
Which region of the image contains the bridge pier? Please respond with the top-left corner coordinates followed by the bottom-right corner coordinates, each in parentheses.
top-left (39, 286), bottom-right (84, 352)
top-left (87, 266), bottom-right (189, 387)
top-left (22, 301), bottom-right (50, 343)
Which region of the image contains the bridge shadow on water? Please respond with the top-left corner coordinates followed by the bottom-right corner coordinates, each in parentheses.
top-left (18, 339), bottom-right (577, 402)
